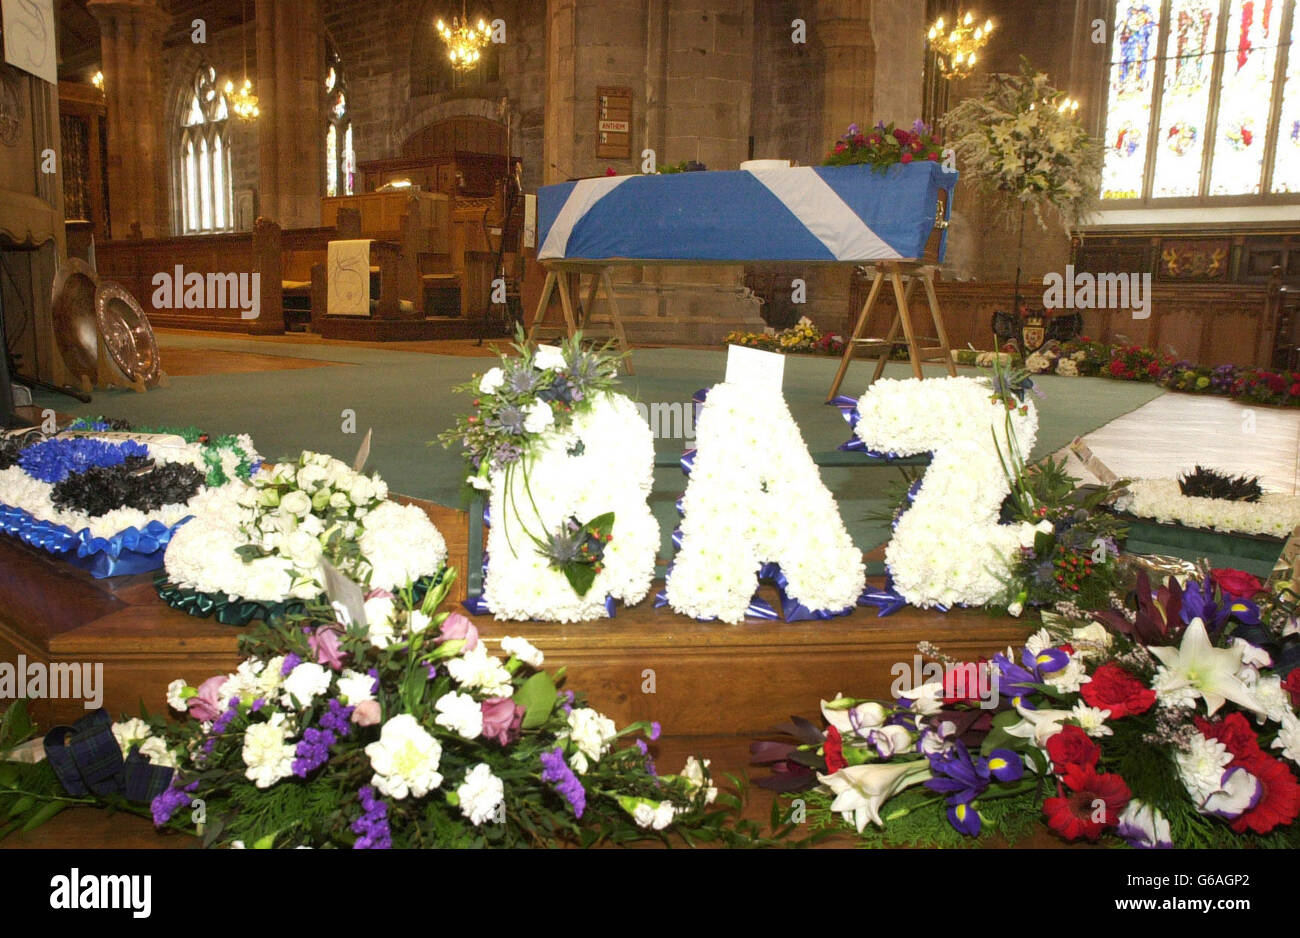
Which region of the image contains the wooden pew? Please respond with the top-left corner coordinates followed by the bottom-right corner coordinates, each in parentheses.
top-left (97, 218), bottom-right (287, 335)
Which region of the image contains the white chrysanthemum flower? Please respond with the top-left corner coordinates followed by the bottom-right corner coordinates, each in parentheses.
top-left (446, 645), bottom-right (513, 698)
top-left (136, 736), bottom-right (178, 769)
top-left (565, 707), bottom-right (617, 763)
top-left (1273, 714), bottom-right (1300, 765)
top-left (500, 635), bottom-right (544, 668)
top-left (365, 714), bottom-right (443, 799)
top-left (681, 756), bottom-right (718, 805)
top-left (1175, 733), bottom-right (1235, 805)
top-left (111, 718), bottom-right (152, 756)
top-left (242, 713), bottom-right (295, 789)
top-left (335, 669), bottom-right (376, 705)
top-left (434, 692), bottom-right (484, 740)
top-left (1070, 703), bottom-right (1113, 737)
top-left (457, 764), bottom-right (505, 826)
top-left (281, 661), bottom-right (332, 710)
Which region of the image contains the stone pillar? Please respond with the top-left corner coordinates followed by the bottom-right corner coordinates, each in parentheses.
top-left (808, 0), bottom-right (874, 331)
top-left (256, 0), bottom-right (324, 228)
top-left (543, 0), bottom-right (578, 185)
top-left (87, 0), bottom-right (170, 239)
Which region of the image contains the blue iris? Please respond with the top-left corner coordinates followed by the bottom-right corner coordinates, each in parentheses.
top-left (18, 438), bottom-right (150, 484)
top-left (925, 743), bottom-right (1024, 837)
top-left (1181, 577), bottom-right (1260, 631)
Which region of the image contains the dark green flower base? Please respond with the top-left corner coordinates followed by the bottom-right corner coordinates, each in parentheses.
top-left (154, 569), bottom-right (449, 627)
top-left (1115, 513), bottom-right (1286, 578)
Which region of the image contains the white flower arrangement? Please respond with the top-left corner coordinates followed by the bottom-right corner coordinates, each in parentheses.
top-left (1116, 479), bottom-right (1300, 539)
top-left (665, 381), bottom-right (866, 624)
top-left (0, 432), bottom-right (259, 542)
top-left (481, 391), bottom-right (660, 623)
top-left (854, 376), bottom-right (1040, 609)
top-left (162, 450), bottom-right (447, 604)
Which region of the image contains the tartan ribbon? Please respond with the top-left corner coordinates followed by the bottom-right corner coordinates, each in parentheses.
top-left (44, 709), bottom-right (174, 803)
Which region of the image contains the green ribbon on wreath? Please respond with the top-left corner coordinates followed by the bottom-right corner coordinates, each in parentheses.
top-left (154, 569), bottom-right (448, 627)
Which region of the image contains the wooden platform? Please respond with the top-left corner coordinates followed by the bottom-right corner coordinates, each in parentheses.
top-left (0, 500), bottom-right (1040, 847)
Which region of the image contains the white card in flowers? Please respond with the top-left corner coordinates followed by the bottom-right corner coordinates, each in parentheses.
top-left (664, 381), bottom-right (865, 624)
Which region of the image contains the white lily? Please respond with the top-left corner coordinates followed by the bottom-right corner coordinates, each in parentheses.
top-left (817, 760), bottom-right (932, 833)
top-left (1147, 618), bottom-right (1264, 717)
top-left (1003, 700), bottom-right (1074, 747)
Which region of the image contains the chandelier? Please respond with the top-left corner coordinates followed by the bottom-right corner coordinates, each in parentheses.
top-left (225, 77), bottom-right (260, 121)
top-left (437, 2), bottom-right (491, 70)
top-left (927, 11), bottom-right (994, 78)
top-left (226, 0), bottom-right (259, 121)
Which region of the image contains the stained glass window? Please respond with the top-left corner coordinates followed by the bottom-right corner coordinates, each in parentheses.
top-left (178, 66), bottom-right (234, 234)
top-left (1102, 2), bottom-right (1162, 199)
top-left (1099, 0), bottom-right (1300, 203)
top-left (1152, 0), bottom-right (1218, 197)
top-left (1208, 0), bottom-right (1284, 194)
top-left (325, 46), bottom-right (354, 198)
top-left (1272, 6), bottom-right (1300, 191)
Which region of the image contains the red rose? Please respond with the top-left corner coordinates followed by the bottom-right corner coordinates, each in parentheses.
top-left (1265, 372), bottom-right (1286, 392)
top-left (1080, 662), bottom-right (1156, 719)
top-left (823, 725), bottom-right (846, 774)
top-left (1147, 361), bottom-right (1161, 377)
top-left (900, 152), bottom-right (914, 164)
top-left (1108, 359), bottom-right (1127, 377)
top-left (892, 128), bottom-right (910, 143)
top-left (942, 661), bottom-right (989, 705)
top-left (834, 141), bottom-right (847, 153)
top-left (1210, 568), bottom-right (1263, 599)
top-left (928, 151), bottom-right (940, 161)
top-left (1195, 712), bottom-right (1264, 764)
top-left (1290, 383), bottom-right (1300, 397)
top-left (1043, 765), bottom-right (1131, 842)
top-left (1045, 725), bottom-right (1100, 773)
top-left (1230, 753), bottom-right (1300, 835)
top-left (1283, 670), bottom-right (1300, 708)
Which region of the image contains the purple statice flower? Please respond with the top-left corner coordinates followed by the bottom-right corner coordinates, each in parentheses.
top-left (211, 697), bottom-right (242, 735)
top-left (292, 727), bottom-right (336, 778)
top-left (351, 786), bottom-right (392, 849)
top-left (560, 690), bottom-right (576, 715)
top-left (281, 653), bottom-right (302, 676)
top-left (319, 698), bottom-right (354, 737)
top-left (251, 697), bottom-right (266, 713)
top-left (150, 780), bottom-right (199, 827)
top-left (491, 444), bottom-right (522, 469)
top-left (649, 721), bottom-right (662, 741)
top-left (540, 747), bottom-right (586, 818)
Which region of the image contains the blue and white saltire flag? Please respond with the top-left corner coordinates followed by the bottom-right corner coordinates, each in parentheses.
top-left (538, 162), bottom-right (956, 264)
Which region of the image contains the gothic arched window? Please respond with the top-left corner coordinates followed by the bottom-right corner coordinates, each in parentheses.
top-left (325, 50), bottom-right (354, 197)
top-left (1099, 0), bottom-right (1300, 203)
top-left (178, 65), bottom-right (233, 233)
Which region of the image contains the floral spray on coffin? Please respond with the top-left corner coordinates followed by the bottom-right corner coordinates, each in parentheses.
top-left (443, 332), bottom-right (659, 622)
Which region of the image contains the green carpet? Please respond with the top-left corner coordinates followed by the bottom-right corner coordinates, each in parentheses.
top-left (32, 337), bottom-right (1166, 555)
